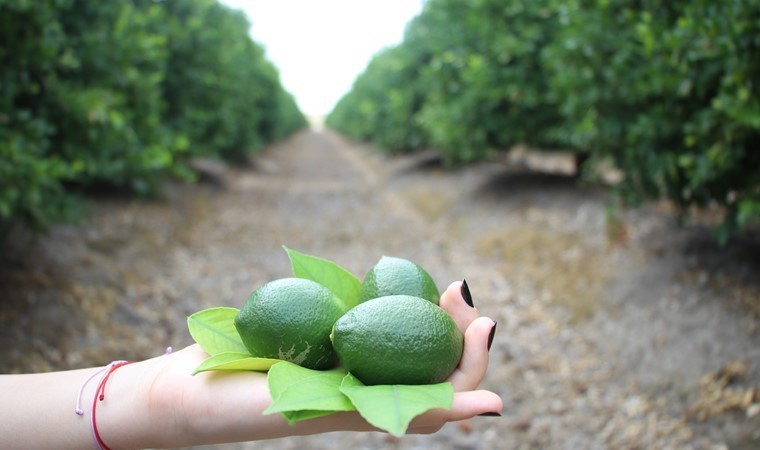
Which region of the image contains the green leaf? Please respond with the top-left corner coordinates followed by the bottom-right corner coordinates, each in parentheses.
top-left (339, 373), bottom-right (454, 437)
top-left (264, 361), bottom-right (356, 424)
top-left (187, 307), bottom-right (248, 356)
top-left (192, 352), bottom-right (280, 375)
top-left (280, 410), bottom-right (337, 424)
top-left (283, 246), bottom-right (361, 309)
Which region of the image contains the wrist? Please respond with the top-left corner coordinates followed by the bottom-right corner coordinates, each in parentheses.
top-left (94, 355), bottom-right (176, 449)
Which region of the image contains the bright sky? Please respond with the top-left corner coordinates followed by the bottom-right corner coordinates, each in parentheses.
top-left (221, 0), bottom-right (425, 117)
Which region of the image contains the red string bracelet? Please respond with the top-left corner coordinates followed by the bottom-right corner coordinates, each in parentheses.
top-left (90, 361), bottom-right (132, 450)
top-left (74, 347), bottom-right (172, 449)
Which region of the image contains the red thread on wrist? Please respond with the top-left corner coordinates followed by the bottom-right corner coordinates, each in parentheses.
top-left (76, 348), bottom-right (171, 449)
top-left (91, 361), bottom-right (131, 450)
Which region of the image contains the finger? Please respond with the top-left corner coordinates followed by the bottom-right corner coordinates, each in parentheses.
top-left (439, 280), bottom-right (479, 334)
top-left (298, 388), bottom-right (503, 435)
top-left (447, 316), bottom-right (496, 391)
top-left (407, 389), bottom-right (504, 432)
top-left (294, 410), bottom-right (379, 435)
top-left (296, 389), bottom-right (503, 437)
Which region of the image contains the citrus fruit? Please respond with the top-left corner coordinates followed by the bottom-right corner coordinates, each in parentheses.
top-left (234, 278), bottom-right (347, 370)
top-left (358, 256), bottom-right (440, 304)
top-left (331, 295), bottom-right (464, 385)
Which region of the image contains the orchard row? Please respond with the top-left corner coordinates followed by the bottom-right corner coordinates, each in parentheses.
top-left (1, 0), bottom-right (307, 233)
top-left (327, 0), bottom-right (759, 241)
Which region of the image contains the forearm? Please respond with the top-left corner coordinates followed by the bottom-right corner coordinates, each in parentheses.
top-left (0, 368), bottom-right (100, 449)
top-left (0, 357), bottom-right (169, 450)
top-left (0, 347), bottom-right (302, 449)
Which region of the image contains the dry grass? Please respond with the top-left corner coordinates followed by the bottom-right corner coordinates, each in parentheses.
top-left (476, 225), bottom-right (609, 321)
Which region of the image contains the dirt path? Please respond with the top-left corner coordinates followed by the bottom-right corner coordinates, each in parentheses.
top-left (1, 129), bottom-right (758, 449)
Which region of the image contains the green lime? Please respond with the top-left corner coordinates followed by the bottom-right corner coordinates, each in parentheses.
top-left (358, 256), bottom-right (440, 304)
top-left (331, 295), bottom-right (464, 385)
top-left (234, 278), bottom-right (347, 370)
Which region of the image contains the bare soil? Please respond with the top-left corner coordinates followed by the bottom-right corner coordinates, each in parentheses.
top-left (1, 129), bottom-right (759, 449)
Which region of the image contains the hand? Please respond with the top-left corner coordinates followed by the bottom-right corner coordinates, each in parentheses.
top-left (99, 281), bottom-right (502, 448)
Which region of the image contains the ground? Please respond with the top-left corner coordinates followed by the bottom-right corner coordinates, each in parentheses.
top-left (1, 129), bottom-right (758, 449)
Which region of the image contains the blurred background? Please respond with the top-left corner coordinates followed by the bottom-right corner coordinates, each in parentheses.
top-left (1, 1), bottom-right (758, 449)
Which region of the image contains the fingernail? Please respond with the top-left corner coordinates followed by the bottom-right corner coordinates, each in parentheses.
top-left (478, 412), bottom-right (502, 417)
top-left (487, 320), bottom-right (497, 351)
top-left (461, 279), bottom-right (474, 308)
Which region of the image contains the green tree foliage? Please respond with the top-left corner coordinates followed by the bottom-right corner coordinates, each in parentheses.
top-left (50, 1), bottom-right (175, 194)
top-left (160, 0), bottom-right (305, 162)
top-left (414, 0), bottom-right (566, 162)
top-left (328, 45), bottom-right (429, 152)
top-left (545, 0), bottom-right (760, 242)
top-left (0, 0), bottom-right (306, 234)
top-left (327, 0), bottom-right (759, 239)
top-left (328, 0), bottom-right (566, 162)
top-left (1, 0), bottom-right (77, 228)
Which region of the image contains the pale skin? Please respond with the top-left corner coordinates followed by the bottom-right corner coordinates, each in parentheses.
top-left (0, 281), bottom-right (502, 449)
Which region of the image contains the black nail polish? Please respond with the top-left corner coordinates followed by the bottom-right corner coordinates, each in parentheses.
top-left (487, 320), bottom-right (497, 351)
top-left (461, 279), bottom-right (474, 308)
top-left (478, 412), bottom-right (502, 417)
